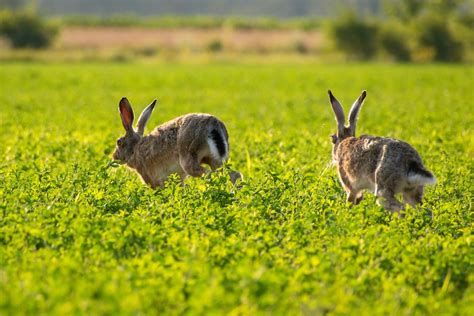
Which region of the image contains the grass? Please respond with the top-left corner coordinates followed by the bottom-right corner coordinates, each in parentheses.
top-left (0, 61), bottom-right (473, 315)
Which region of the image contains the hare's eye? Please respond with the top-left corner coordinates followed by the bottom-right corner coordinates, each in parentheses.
top-left (117, 139), bottom-right (124, 146)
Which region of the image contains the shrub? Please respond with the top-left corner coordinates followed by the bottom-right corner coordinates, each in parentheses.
top-left (378, 24), bottom-right (411, 61)
top-left (414, 14), bottom-right (464, 62)
top-left (223, 17), bottom-right (279, 30)
top-left (293, 40), bottom-right (309, 54)
top-left (206, 39), bottom-right (223, 53)
top-left (384, 0), bottom-right (426, 21)
top-left (0, 10), bottom-right (58, 48)
top-left (329, 12), bottom-right (378, 60)
top-left (135, 46), bottom-right (158, 57)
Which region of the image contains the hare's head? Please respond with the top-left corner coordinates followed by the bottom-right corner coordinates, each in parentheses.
top-left (112, 97), bottom-right (156, 163)
top-left (328, 90), bottom-right (366, 146)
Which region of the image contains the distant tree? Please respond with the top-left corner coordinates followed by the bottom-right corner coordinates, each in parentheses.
top-left (384, 0), bottom-right (426, 20)
top-left (384, 0), bottom-right (468, 62)
top-left (378, 23), bottom-right (412, 61)
top-left (384, 0), bottom-right (468, 20)
top-left (330, 11), bottom-right (379, 60)
top-left (429, 0), bottom-right (464, 13)
top-left (0, 9), bottom-right (58, 48)
top-left (415, 14), bottom-right (464, 61)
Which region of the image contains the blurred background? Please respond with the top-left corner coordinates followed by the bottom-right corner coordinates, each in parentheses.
top-left (0, 0), bottom-right (473, 62)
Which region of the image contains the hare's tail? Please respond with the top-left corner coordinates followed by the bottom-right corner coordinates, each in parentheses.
top-left (407, 161), bottom-right (436, 186)
top-left (208, 128), bottom-right (228, 160)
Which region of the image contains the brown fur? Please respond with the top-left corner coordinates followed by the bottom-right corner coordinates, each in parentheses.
top-left (328, 91), bottom-right (436, 215)
top-left (112, 98), bottom-right (241, 188)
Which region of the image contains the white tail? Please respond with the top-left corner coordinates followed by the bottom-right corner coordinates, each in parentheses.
top-left (408, 172), bottom-right (437, 186)
top-left (207, 137), bottom-right (221, 160)
top-left (208, 128), bottom-right (228, 160)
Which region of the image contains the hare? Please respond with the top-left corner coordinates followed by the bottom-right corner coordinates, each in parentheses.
top-left (112, 97), bottom-right (242, 188)
top-left (327, 90), bottom-right (436, 214)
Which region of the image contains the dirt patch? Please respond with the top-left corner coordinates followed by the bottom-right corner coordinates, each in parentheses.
top-left (59, 27), bottom-right (324, 53)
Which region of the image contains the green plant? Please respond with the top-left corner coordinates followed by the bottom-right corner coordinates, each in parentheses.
top-left (415, 14), bottom-right (464, 62)
top-left (206, 39), bottom-right (223, 52)
top-left (292, 40), bottom-right (309, 54)
top-left (0, 10), bottom-right (58, 48)
top-left (384, 0), bottom-right (427, 21)
top-left (329, 12), bottom-right (378, 60)
top-left (378, 23), bottom-right (411, 61)
top-left (0, 62), bottom-right (472, 315)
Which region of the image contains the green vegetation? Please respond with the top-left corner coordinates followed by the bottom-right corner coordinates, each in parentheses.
top-left (378, 23), bottom-right (411, 62)
top-left (415, 14), bottom-right (464, 62)
top-left (57, 15), bottom-right (322, 31)
top-left (0, 10), bottom-right (58, 48)
top-left (329, 1), bottom-right (473, 62)
top-left (54, 12), bottom-right (473, 62)
top-left (329, 12), bottom-right (378, 60)
top-left (0, 62), bottom-right (473, 314)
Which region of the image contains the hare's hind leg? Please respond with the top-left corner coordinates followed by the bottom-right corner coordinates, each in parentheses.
top-left (208, 157), bottom-right (224, 171)
top-left (375, 188), bottom-right (403, 213)
top-left (403, 186), bottom-right (432, 218)
top-left (179, 138), bottom-right (208, 178)
top-left (374, 151), bottom-right (405, 214)
top-left (403, 186), bottom-right (424, 208)
top-left (374, 174), bottom-right (404, 214)
top-left (208, 157), bottom-right (242, 184)
top-left (180, 153), bottom-right (206, 178)
top-left (348, 191), bottom-right (364, 205)
top-left (375, 180), bottom-right (404, 214)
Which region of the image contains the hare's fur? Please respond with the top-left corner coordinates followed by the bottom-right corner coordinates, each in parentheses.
top-left (328, 91), bottom-right (436, 214)
top-left (113, 98), bottom-right (240, 188)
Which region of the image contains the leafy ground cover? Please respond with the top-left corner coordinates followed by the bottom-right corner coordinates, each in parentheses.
top-left (0, 62), bottom-right (472, 314)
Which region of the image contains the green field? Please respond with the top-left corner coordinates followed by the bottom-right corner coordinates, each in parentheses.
top-left (0, 62), bottom-right (473, 315)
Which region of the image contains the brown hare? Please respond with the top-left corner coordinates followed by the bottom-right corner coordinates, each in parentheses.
top-left (113, 97), bottom-right (242, 188)
top-left (328, 90), bottom-right (436, 214)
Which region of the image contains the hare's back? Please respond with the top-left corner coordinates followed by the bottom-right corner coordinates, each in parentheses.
top-left (178, 113), bottom-right (228, 139)
top-left (169, 113), bottom-right (228, 159)
top-left (342, 135), bottom-right (423, 170)
top-left (383, 137), bottom-right (423, 165)
top-left (338, 136), bottom-right (384, 175)
top-left (140, 119), bottom-right (180, 158)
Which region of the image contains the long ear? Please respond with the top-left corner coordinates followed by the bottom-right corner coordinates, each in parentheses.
top-left (136, 99), bottom-right (157, 136)
top-left (119, 97), bottom-right (135, 133)
top-left (328, 90), bottom-right (345, 136)
top-left (348, 90), bottom-right (366, 135)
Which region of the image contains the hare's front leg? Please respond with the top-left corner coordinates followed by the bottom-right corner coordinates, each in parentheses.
top-left (137, 170), bottom-right (163, 189)
top-left (337, 166), bottom-right (362, 205)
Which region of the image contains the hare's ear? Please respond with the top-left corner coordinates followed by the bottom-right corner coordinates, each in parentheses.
top-left (136, 99), bottom-right (157, 136)
top-left (348, 90), bottom-right (366, 135)
top-left (328, 90), bottom-right (345, 136)
top-left (119, 97), bottom-right (135, 133)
